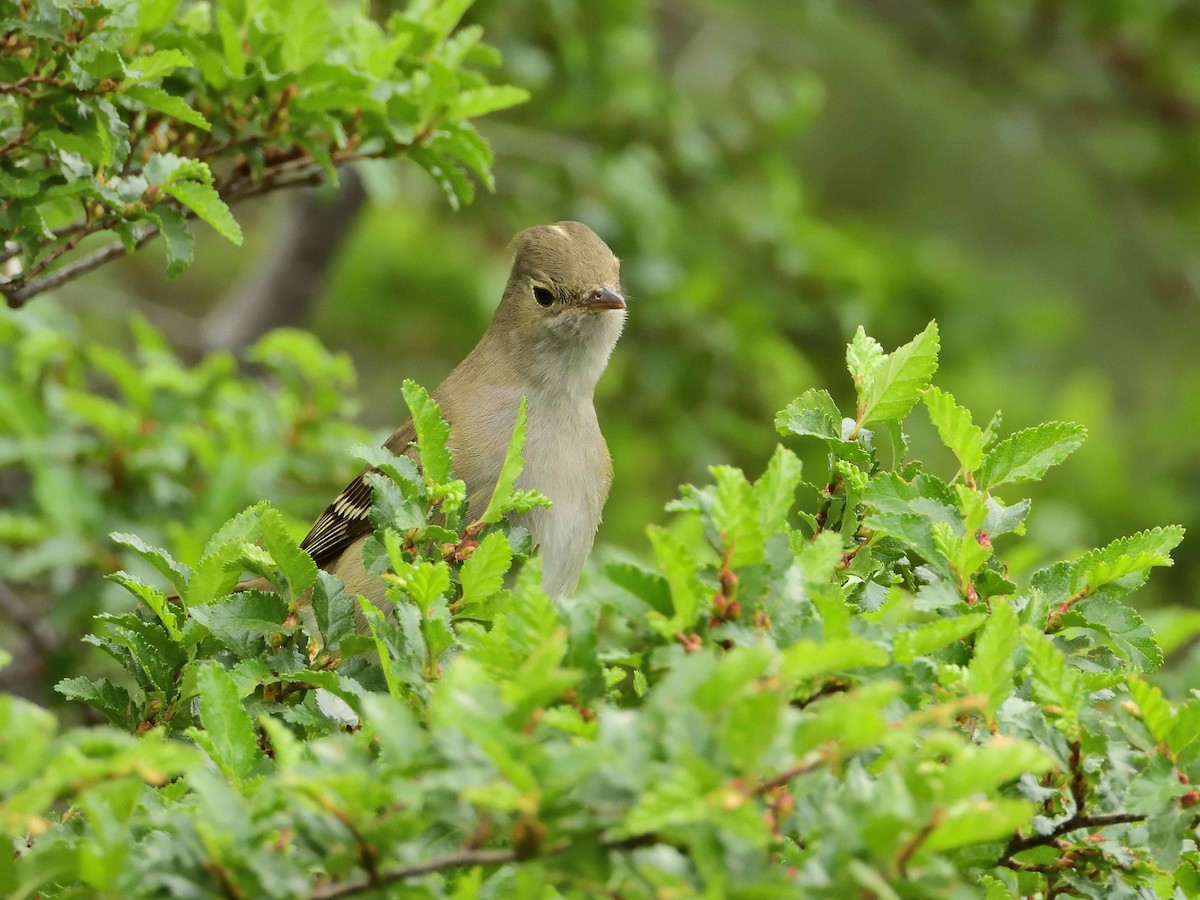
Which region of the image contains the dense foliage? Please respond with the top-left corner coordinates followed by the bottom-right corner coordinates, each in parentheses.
top-left (0, 0), bottom-right (524, 303)
top-left (3, 325), bottom-right (1195, 898)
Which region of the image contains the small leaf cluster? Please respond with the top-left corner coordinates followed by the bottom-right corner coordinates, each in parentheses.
top-left (0, 0), bottom-right (527, 303)
top-left (4, 324), bottom-right (1196, 898)
top-left (0, 304), bottom-right (368, 656)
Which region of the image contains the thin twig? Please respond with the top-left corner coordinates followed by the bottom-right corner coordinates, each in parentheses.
top-left (309, 835), bottom-right (657, 900)
top-left (1001, 812), bottom-right (1145, 860)
top-left (2, 147), bottom-right (392, 307)
top-left (3, 228), bottom-right (159, 306)
top-left (309, 755), bottom-right (823, 899)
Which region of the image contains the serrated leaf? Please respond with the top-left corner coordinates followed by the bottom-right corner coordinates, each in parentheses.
top-left (481, 397), bottom-right (543, 524)
top-left (1067, 596), bottom-right (1162, 671)
top-left (55, 677), bottom-right (135, 730)
top-left (110, 532), bottom-right (191, 599)
top-left (647, 525), bottom-right (703, 632)
top-left (161, 180), bottom-right (243, 244)
top-left (126, 49), bottom-right (190, 82)
top-left (968, 601), bottom-right (1018, 718)
top-left (459, 531), bottom-right (512, 607)
top-left (1129, 677), bottom-right (1174, 745)
top-left (148, 203), bottom-right (194, 279)
top-left (924, 799), bottom-right (1037, 853)
top-left (450, 84), bottom-right (530, 118)
top-left (893, 613), bottom-right (987, 663)
top-left (775, 388), bottom-right (841, 440)
top-left (107, 571), bottom-right (181, 643)
top-left (189, 591), bottom-right (289, 656)
top-left (856, 321), bottom-right (940, 428)
top-left (1023, 627), bottom-right (1082, 736)
top-left (923, 386), bottom-right (984, 472)
top-left (196, 664), bottom-right (263, 779)
top-left (846, 327), bottom-right (885, 387)
top-left (977, 422), bottom-right (1086, 490)
top-left (710, 465), bottom-right (765, 566)
top-left (124, 85), bottom-right (211, 130)
top-left (258, 505), bottom-right (318, 600)
top-left (1069, 526), bottom-right (1185, 600)
top-left (753, 445), bottom-right (803, 535)
top-left (401, 380), bottom-right (452, 486)
top-left (780, 637), bottom-right (889, 681)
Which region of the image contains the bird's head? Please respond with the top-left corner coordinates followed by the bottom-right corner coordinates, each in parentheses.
top-left (491, 221), bottom-right (626, 393)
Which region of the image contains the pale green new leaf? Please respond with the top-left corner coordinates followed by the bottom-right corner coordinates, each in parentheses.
top-left (923, 386), bottom-right (984, 473)
top-left (893, 612), bottom-right (987, 663)
top-left (647, 525), bottom-right (703, 631)
top-left (753, 445), bottom-right (803, 535)
top-left (1129, 677), bottom-right (1174, 745)
top-left (451, 85), bottom-right (531, 118)
top-left (459, 531), bottom-right (512, 607)
top-left (968, 600), bottom-right (1018, 718)
top-left (856, 321), bottom-right (940, 428)
top-left (710, 465), bottom-right (765, 566)
top-left (401, 380), bottom-right (453, 486)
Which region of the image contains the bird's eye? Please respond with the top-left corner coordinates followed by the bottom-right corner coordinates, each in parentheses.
top-left (533, 286), bottom-right (555, 307)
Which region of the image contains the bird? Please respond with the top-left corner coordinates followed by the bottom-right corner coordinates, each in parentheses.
top-left (300, 221), bottom-right (626, 604)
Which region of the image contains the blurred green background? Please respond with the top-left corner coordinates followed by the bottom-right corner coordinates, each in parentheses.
top-left (23, 0), bottom-right (1200, 682)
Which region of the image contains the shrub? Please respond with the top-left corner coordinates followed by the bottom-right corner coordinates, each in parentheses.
top-left (3, 324), bottom-right (1193, 898)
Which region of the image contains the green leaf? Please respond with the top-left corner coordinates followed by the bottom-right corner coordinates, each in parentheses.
top-left (351, 444), bottom-right (422, 500)
top-left (259, 505), bottom-right (318, 600)
top-left (780, 637), bottom-right (890, 681)
top-left (922, 386), bottom-right (984, 473)
top-left (459, 531), bottom-right (512, 608)
top-left (1069, 526), bottom-right (1185, 600)
top-left (646, 525), bottom-right (703, 631)
top-left (161, 180), bottom-right (243, 244)
top-left (893, 613), bottom-right (987, 663)
top-left (710, 465), bottom-right (765, 566)
top-left (924, 799), bottom-right (1037, 853)
top-left (195, 663), bottom-right (263, 779)
top-left (977, 422), bottom-right (1086, 490)
top-left (1129, 677), bottom-right (1174, 745)
top-left (1068, 596), bottom-right (1162, 671)
top-left (605, 561), bottom-right (672, 617)
top-left (968, 600), bottom-right (1018, 719)
top-left (1023, 627), bottom-right (1082, 738)
top-left (109, 531), bottom-right (191, 599)
top-left (846, 327), bottom-right (885, 388)
top-left (125, 49), bottom-right (190, 82)
top-left (775, 388), bottom-right (841, 440)
top-left (855, 321), bottom-right (940, 429)
top-left (753, 445), bottom-right (803, 535)
top-left (107, 571), bottom-right (181, 643)
top-left (401, 380), bottom-right (453, 486)
top-left (124, 85), bottom-right (211, 130)
top-left (482, 396), bottom-right (530, 524)
top-left (450, 85), bottom-right (531, 118)
top-left (55, 677), bottom-right (135, 730)
top-left (189, 591), bottom-right (289, 656)
top-left (148, 203), bottom-right (194, 279)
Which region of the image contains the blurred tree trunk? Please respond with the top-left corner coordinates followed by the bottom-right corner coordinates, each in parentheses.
top-left (201, 167), bottom-right (367, 352)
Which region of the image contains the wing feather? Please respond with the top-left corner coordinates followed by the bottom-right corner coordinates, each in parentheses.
top-left (300, 421), bottom-right (418, 569)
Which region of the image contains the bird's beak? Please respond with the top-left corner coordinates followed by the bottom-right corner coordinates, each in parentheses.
top-left (579, 287), bottom-right (626, 311)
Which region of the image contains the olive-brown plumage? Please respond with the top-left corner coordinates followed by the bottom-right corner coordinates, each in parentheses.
top-left (301, 221), bottom-right (625, 601)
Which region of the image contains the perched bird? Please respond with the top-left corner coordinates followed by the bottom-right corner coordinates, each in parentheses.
top-left (301, 221), bottom-right (626, 603)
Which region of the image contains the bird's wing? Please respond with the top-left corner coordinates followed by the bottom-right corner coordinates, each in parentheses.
top-left (301, 420), bottom-right (418, 569)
